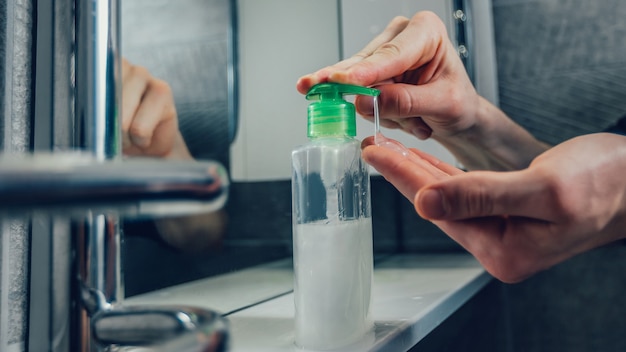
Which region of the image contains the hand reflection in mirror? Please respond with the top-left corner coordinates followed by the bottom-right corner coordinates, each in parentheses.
top-left (121, 57), bottom-right (227, 253)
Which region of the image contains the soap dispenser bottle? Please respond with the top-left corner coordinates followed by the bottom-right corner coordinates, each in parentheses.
top-left (291, 83), bottom-right (379, 350)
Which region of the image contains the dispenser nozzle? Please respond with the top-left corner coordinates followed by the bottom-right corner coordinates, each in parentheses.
top-left (306, 83), bottom-right (380, 101)
top-left (305, 83), bottom-right (380, 138)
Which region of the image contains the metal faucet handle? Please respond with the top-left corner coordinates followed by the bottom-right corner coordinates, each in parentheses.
top-left (0, 152), bottom-right (229, 219)
top-left (92, 304), bottom-right (228, 351)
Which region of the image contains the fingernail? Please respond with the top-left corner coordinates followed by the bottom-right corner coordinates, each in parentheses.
top-left (418, 189), bottom-right (447, 219)
top-left (354, 105), bottom-right (374, 121)
top-left (412, 127), bottom-right (431, 140)
top-left (131, 135), bottom-right (150, 148)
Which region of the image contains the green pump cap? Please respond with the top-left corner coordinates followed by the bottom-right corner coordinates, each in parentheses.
top-left (306, 83), bottom-right (379, 138)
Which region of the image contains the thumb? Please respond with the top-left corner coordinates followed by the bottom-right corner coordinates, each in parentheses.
top-left (414, 170), bottom-right (548, 221)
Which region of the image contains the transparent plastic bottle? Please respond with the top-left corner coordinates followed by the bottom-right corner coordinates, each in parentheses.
top-left (291, 83), bottom-right (379, 350)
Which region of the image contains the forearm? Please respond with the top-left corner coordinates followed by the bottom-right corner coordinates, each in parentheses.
top-left (435, 96), bottom-right (550, 171)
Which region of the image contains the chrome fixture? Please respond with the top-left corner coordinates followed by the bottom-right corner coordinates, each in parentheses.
top-left (75, 0), bottom-right (122, 160)
top-left (73, 1), bottom-right (123, 349)
top-left (20, 0), bottom-right (230, 351)
top-left (2, 153), bottom-right (230, 351)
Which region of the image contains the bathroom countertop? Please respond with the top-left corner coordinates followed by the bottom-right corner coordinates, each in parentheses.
top-left (129, 253), bottom-right (491, 352)
top-left (126, 258), bottom-right (295, 315)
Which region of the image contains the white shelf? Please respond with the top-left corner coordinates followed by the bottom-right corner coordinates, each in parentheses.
top-left (128, 253), bottom-right (491, 352)
top-left (125, 259), bottom-right (294, 315)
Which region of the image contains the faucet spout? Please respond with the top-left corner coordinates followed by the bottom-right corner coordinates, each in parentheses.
top-left (91, 305), bottom-right (228, 351)
top-left (74, 1), bottom-right (123, 350)
top-left (17, 1), bottom-right (230, 350)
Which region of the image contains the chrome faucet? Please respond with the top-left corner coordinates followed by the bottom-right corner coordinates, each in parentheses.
top-left (75, 0), bottom-right (122, 161)
top-left (73, 0), bottom-right (124, 349)
top-left (13, 1), bottom-right (229, 351)
top-left (70, 1), bottom-right (228, 351)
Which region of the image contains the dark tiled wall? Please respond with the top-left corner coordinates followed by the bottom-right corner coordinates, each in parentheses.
top-left (492, 1), bottom-right (626, 351)
top-left (493, 0), bottom-right (626, 145)
top-left (410, 280), bottom-right (510, 351)
top-left (504, 244), bottom-right (626, 352)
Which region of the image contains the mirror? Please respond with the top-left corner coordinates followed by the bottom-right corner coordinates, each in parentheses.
top-left (118, 0), bottom-right (461, 300)
top-left (117, 0), bottom-right (441, 299)
top-left (121, 0), bottom-right (237, 166)
top-left (120, 0), bottom-right (249, 297)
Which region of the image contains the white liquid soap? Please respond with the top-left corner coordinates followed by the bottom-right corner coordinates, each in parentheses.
top-left (293, 219), bottom-right (373, 349)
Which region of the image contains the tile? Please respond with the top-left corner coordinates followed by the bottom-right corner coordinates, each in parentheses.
top-left (504, 243), bottom-right (626, 352)
top-left (493, 0), bottom-right (626, 144)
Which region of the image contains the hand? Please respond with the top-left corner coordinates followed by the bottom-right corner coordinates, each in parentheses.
top-left (298, 12), bottom-right (478, 141)
top-left (298, 11), bottom-right (547, 171)
top-left (121, 58), bottom-right (192, 160)
top-left (122, 59), bottom-right (226, 248)
top-left (362, 133), bottom-right (626, 282)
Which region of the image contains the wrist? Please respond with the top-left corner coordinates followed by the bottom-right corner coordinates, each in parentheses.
top-left (436, 96), bottom-right (548, 171)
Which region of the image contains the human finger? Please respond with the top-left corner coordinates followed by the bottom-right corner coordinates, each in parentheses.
top-left (431, 215), bottom-right (554, 283)
top-left (355, 16), bottom-right (410, 60)
top-left (127, 79), bottom-right (176, 155)
top-left (397, 117), bottom-right (434, 140)
top-left (408, 148), bottom-right (464, 176)
top-left (414, 170), bottom-right (553, 221)
top-left (121, 64), bottom-right (150, 132)
top-left (361, 143), bottom-right (450, 201)
top-left (296, 16), bottom-right (410, 94)
top-left (356, 80), bottom-right (474, 125)
top-left (328, 11), bottom-right (449, 87)
top-left (363, 137), bottom-right (452, 176)
top-left (359, 110), bottom-right (403, 131)
top-left (362, 135), bottom-right (461, 175)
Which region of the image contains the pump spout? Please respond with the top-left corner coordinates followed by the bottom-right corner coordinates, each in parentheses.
top-left (305, 83), bottom-right (379, 138)
top-left (305, 83), bottom-right (379, 101)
